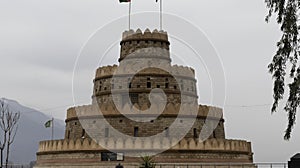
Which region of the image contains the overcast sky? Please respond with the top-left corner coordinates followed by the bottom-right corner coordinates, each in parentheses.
top-left (0, 0), bottom-right (299, 163)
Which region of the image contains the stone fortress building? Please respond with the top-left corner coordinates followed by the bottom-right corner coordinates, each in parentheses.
top-left (35, 29), bottom-right (255, 167)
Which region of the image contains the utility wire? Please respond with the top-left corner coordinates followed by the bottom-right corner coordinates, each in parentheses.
top-left (3, 99), bottom-right (274, 115)
top-left (225, 104), bottom-right (272, 108)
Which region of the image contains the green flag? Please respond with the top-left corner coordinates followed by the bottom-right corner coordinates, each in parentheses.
top-left (44, 120), bottom-right (52, 128)
top-left (119, 0), bottom-right (131, 3)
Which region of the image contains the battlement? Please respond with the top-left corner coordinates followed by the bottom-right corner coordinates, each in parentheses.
top-left (122, 28), bottom-right (168, 43)
top-left (36, 27), bottom-right (255, 167)
top-left (66, 103), bottom-right (223, 120)
top-left (198, 105), bottom-right (223, 118)
top-left (95, 64), bottom-right (195, 79)
top-left (38, 138), bottom-right (251, 154)
top-left (95, 65), bottom-right (118, 79)
top-left (171, 64), bottom-right (195, 77)
top-left (120, 29), bottom-right (170, 62)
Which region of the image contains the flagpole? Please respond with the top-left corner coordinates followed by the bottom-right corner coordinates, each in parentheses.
top-left (51, 117), bottom-right (54, 140)
top-left (160, 0), bottom-right (162, 30)
top-left (129, 1), bottom-right (132, 30)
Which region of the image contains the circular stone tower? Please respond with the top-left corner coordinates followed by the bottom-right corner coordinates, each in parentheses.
top-left (35, 29), bottom-right (255, 168)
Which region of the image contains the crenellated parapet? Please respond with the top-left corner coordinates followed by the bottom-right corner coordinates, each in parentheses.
top-left (65, 103), bottom-right (225, 140)
top-left (95, 64), bottom-right (195, 80)
top-left (38, 138), bottom-right (252, 154)
top-left (36, 28), bottom-right (255, 167)
top-left (171, 65), bottom-right (195, 77)
top-left (198, 105), bottom-right (223, 118)
top-left (66, 103), bottom-right (223, 120)
top-left (122, 29), bottom-right (168, 44)
top-left (95, 65), bottom-right (118, 79)
top-left (93, 64), bottom-right (198, 103)
top-left (120, 29), bottom-right (170, 62)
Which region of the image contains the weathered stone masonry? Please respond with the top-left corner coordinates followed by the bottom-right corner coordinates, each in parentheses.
top-left (35, 29), bottom-right (255, 168)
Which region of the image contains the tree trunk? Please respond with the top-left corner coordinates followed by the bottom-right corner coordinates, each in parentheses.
top-left (1, 149), bottom-right (3, 168)
top-left (4, 146), bottom-right (8, 168)
top-left (5, 133), bottom-right (10, 168)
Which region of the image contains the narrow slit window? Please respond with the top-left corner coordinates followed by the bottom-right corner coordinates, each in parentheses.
top-left (134, 127), bottom-right (139, 137)
top-left (67, 130), bottom-right (70, 139)
top-left (193, 128), bottom-right (198, 138)
top-left (147, 82), bottom-right (151, 88)
top-left (165, 83), bottom-right (169, 89)
top-left (213, 131), bottom-right (216, 138)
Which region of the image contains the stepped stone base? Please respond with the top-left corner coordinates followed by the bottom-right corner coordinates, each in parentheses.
top-left (35, 29), bottom-right (255, 168)
top-left (35, 152), bottom-right (255, 168)
top-left (35, 138), bottom-right (254, 168)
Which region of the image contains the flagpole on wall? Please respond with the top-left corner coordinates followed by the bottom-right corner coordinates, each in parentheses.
top-left (51, 117), bottom-right (54, 140)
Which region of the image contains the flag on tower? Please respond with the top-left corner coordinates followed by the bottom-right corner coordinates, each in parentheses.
top-left (119, 0), bottom-right (131, 3)
top-left (119, 0), bottom-right (132, 29)
top-left (45, 118), bottom-right (55, 140)
top-left (44, 119), bottom-right (52, 128)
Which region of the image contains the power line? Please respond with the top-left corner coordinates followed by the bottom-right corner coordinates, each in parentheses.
top-left (225, 104), bottom-right (272, 108)
top-left (3, 98), bottom-right (274, 116)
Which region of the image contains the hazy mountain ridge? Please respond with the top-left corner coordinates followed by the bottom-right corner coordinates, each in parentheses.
top-left (0, 98), bottom-right (65, 164)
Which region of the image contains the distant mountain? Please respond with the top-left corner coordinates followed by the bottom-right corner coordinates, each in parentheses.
top-left (0, 98), bottom-right (65, 164)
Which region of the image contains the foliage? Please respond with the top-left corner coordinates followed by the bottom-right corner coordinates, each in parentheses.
top-left (140, 155), bottom-right (156, 168)
top-left (266, 0), bottom-right (300, 140)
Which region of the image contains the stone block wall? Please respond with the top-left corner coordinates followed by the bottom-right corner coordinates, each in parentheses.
top-left (120, 29), bottom-right (170, 61)
top-left (35, 138), bottom-right (254, 167)
top-left (65, 104), bottom-right (224, 140)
